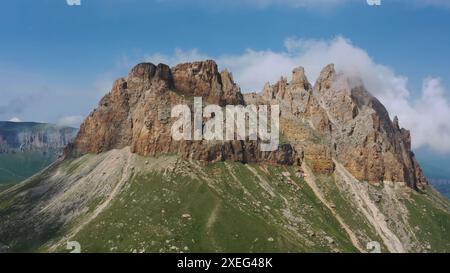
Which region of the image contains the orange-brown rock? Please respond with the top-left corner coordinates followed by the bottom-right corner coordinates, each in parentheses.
top-left (171, 60), bottom-right (244, 106)
top-left (68, 60), bottom-right (298, 167)
top-left (69, 59), bottom-right (427, 190)
top-left (249, 64), bottom-right (427, 189)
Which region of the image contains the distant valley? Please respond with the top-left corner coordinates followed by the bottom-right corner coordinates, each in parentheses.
top-left (0, 121), bottom-right (77, 184)
top-left (415, 148), bottom-right (450, 199)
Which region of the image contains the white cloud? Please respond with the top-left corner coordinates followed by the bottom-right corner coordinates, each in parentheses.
top-left (284, 37), bottom-right (450, 153)
top-left (145, 48), bottom-right (300, 92)
top-left (405, 78), bottom-right (450, 152)
top-left (144, 49), bottom-right (209, 66)
top-left (66, 0), bottom-right (81, 6)
top-left (144, 36), bottom-right (450, 153)
top-left (8, 117), bottom-right (22, 122)
top-left (57, 115), bottom-right (84, 128)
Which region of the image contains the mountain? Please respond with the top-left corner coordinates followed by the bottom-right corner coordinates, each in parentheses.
top-left (0, 60), bottom-right (449, 253)
top-left (0, 122), bottom-right (78, 184)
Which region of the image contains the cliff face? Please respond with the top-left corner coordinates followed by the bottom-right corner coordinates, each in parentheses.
top-left (70, 60), bottom-right (297, 166)
top-left (0, 122), bottom-right (77, 154)
top-left (246, 64), bottom-right (427, 189)
top-left (70, 60), bottom-right (426, 189)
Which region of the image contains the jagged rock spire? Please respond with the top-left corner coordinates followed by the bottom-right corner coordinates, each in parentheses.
top-left (315, 64), bottom-right (336, 91)
top-left (291, 67), bottom-right (311, 90)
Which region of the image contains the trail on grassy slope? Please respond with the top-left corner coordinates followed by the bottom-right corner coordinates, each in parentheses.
top-left (333, 161), bottom-right (405, 253)
top-left (49, 150), bottom-right (134, 252)
top-left (301, 163), bottom-right (365, 253)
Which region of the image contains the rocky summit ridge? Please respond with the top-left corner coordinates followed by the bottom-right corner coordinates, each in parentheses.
top-left (247, 63), bottom-right (426, 189)
top-left (69, 60), bottom-right (297, 166)
top-left (69, 60), bottom-right (426, 190)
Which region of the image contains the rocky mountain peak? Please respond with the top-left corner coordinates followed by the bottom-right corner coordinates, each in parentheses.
top-left (220, 68), bottom-right (245, 106)
top-left (247, 63), bottom-right (427, 190)
top-left (69, 60), bottom-right (427, 190)
top-left (171, 60), bottom-right (244, 106)
top-left (393, 116), bottom-right (400, 130)
top-left (127, 62), bottom-right (173, 91)
top-left (69, 60), bottom-right (296, 166)
top-left (291, 67), bottom-right (311, 90)
top-left (315, 63), bottom-right (336, 91)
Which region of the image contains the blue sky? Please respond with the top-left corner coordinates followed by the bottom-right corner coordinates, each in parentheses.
top-left (1, 0), bottom-right (450, 154)
top-left (2, 0), bottom-right (450, 84)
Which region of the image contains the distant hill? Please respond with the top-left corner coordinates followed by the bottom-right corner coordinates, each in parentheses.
top-left (415, 147), bottom-right (450, 199)
top-left (427, 179), bottom-right (450, 199)
top-left (0, 121), bottom-right (78, 184)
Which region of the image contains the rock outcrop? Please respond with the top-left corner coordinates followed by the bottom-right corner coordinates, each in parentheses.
top-left (171, 60), bottom-right (245, 106)
top-left (69, 60), bottom-right (297, 166)
top-left (247, 64), bottom-right (427, 189)
top-left (69, 59), bottom-right (426, 189)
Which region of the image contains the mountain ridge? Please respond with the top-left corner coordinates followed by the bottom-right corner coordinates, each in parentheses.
top-left (68, 60), bottom-right (426, 190)
top-left (0, 121), bottom-right (77, 184)
top-left (0, 60), bottom-right (448, 253)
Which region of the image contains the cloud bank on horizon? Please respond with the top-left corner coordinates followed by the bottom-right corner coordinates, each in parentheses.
top-left (144, 36), bottom-right (450, 153)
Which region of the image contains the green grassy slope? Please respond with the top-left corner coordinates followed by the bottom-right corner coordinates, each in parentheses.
top-left (403, 187), bottom-right (450, 251)
top-left (1, 150), bottom-right (449, 253)
top-left (49, 161), bottom-right (357, 253)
